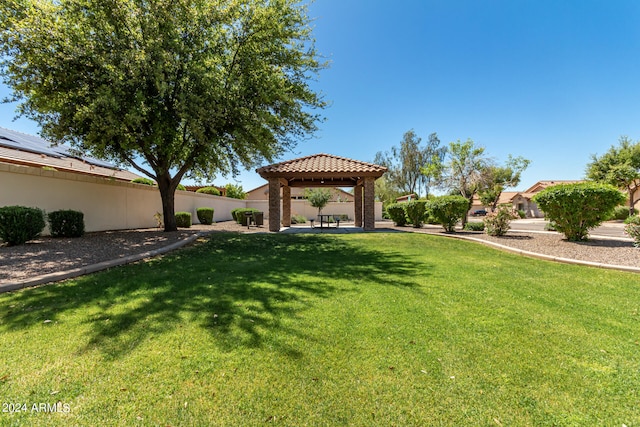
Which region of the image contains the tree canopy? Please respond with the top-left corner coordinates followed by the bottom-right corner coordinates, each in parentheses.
top-left (440, 139), bottom-right (488, 207)
top-left (586, 136), bottom-right (640, 216)
top-left (0, 0), bottom-right (326, 231)
top-left (304, 188), bottom-right (332, 215)
top-left (477, 155), bottom-right (530, 211)
top-left (374, 130), bottom-right (445, 198)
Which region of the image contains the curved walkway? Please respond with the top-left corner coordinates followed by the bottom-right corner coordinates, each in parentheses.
top-left (1, 221), bottom-right (637, 294)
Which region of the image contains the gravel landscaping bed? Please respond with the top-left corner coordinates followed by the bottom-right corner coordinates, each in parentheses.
top-left (0, 221), bottom-right (262, 283)
top-left (1, 221), bottom-right (638, 285)
top-left (403, 227), bottom-right (640, 269)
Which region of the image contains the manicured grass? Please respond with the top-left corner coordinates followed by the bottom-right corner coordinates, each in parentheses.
top-left (1, 232), bottom-right (639, 426)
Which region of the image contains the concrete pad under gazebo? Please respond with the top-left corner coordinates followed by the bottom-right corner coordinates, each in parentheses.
top-left (256, 153), bottom-right (387, 232)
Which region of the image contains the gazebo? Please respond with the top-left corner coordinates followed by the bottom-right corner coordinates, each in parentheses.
top-left (256, 153), bottom-right (387, 232)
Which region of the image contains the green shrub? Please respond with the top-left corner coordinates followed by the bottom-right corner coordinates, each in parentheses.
top-left (517, 210), bottom-right (526, 219)
top-left (386, 203), bottom-right (407, 226)
top-left (464, 221), bottom-right (485, 231)
top-left (624, 215), bottom-right (640, 247)
top-left (624, 214), bottom-right (640, 225)
top-left (175, 212), bottom-right (192, 228)
top-left (404, 200), bottom-right (427, 228)
top-left (131, 177), bottom-right (156, 186)
top-left (291, 214), bottom-right (307, 224)
top-left (48, 210), bottom-right (85, 237)
top-left (544, 221), bottom-right (557, 231)
top-left (483, 204), bottom-right (517, 236)
top-left (232, 208), bottom-right (260, 225)
top-left (609, 205), bottom-right (638, 220)
top-left (532, 182), bottom-right (626, 241)
top-left (196, 186), bottom-right (221, 196)
top-left (177, 183), bottom-right (187, 191)
top-left (224, 183), bottom-right (246, 199)
top-left (426, 195), bottom-right (469, 232)
top-left (0, 205), bottom-right (46, 246)
top-left (196, 207), bottom-right (214, 225)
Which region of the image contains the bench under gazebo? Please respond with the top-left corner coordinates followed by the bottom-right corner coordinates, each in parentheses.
top-left (256, 153), bottom-right (387, 232)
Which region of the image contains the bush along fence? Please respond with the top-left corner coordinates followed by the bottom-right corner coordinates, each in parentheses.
top-left (0, 206), bottom-right (85, 246)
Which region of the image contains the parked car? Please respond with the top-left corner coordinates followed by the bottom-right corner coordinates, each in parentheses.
top-left (471, 209), bottom-right (487, 216)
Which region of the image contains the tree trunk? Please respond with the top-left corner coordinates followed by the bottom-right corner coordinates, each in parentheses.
top-left (157, 175), bottom-right (178, 232)
top-left (461, 196), bottom-right (472, 228)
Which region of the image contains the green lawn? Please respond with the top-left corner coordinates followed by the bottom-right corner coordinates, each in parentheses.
top-left (1, 232), bottom-right (639, 426)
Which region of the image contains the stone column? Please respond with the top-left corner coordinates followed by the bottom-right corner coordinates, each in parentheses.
top-left (268, 178), bottom-right (281, 232)
top-left (354, 184), bottom-right (363, 227)
top-left (282, 184), bottom-right (291, 227)
top-left (363, 176), bottom-right (375, 231)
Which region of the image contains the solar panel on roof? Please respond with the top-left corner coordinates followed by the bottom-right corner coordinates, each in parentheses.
top-left (0, 127), bottom-right (120, 169)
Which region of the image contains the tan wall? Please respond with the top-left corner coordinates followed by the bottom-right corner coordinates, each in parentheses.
top-left (0, 163), bottom-right (382, 233)
top-left (246, 184), bottom-right (355, 202)
top-left (0, 163), bottom-right (245, 233)
top-left (247, 199), bottom-right (383, 221)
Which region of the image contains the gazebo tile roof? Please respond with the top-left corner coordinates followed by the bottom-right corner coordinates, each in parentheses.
top-left (257, 153), bottom-right (386, 176)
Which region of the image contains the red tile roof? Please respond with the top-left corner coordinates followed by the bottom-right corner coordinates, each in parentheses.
top-left (256, 153), bottom-right (387, 177)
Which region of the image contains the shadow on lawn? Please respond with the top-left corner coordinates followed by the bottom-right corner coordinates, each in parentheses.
top-left (1, 233), bottom-right (431, 359)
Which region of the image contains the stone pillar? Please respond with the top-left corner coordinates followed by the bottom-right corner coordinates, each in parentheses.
top-left (363, 176), bottom-right (375, 231)
top-left (354, 184), bottom-right (363, 227)
top-left (282, 185), bottom-right (291, 227)
top-left (268, 178), bottom-right (281, 232)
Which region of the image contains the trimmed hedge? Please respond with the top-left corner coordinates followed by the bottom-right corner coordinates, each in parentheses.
top-left (232, 208), bottom-right (260, 226)
top-left (48, 210), bottom-right (85, 237)
top-left (427, 195), bottom-right (469, 232)
top-left (175, 212), bottom-right (192, 228)
top-left (464, 221), bottom-right (485, 231)
top-left (404, 200), bottom-right (427, 228)
top-left (0, 205), bottom-right (46, 246)
top-left (196, 207), bottom-right (214, 225)
top-left (533, 182), bottom-right (626, 241)
top-left (386, 203), bottom-right (407, 226)
top-left (131, 177), bottom-right (156, 186)
top-left (196, 186), bottom-right (221, 196)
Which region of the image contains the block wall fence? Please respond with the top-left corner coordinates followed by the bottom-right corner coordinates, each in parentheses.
top-left (1, 163), bottom-right (382, 234)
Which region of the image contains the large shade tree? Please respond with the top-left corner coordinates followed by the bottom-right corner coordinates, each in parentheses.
top-left (586, 136), bottom-right (640, 216)
top-left (0, 0), bottom-right (326, 231)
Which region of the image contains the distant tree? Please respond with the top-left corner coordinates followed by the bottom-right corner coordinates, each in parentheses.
top-left (375, 130), bottom-right (445, 198)
top-left (478, 155), bottom-right (531, 211)
top-left (0, 0), bottom-right (326, 231)
top-left (421, 133), bottom-right (447, 198)
top-left (586, 136), bottom-right (640, 216)
top-left (305, 188), bottom-right (333, 216)
top-left (440, 139), bottom-right (489, 225)
top-left (374, 176), bottom-right (404, 209)
top-left (224, 183), bottom-right (246, 200)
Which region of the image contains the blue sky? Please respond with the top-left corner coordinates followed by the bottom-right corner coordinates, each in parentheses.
top-left (2, 0), bottom-right (640, 192)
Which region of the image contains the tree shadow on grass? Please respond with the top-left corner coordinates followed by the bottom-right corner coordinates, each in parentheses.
top-left (1, 233), bottom-right (431, 359)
